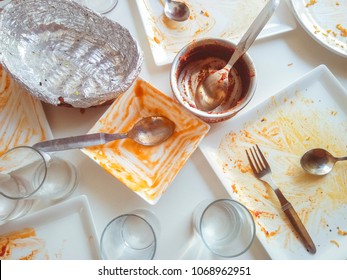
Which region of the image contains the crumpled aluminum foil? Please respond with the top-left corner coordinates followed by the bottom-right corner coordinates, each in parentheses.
top-left (0, 0), bottom-right (143, 108)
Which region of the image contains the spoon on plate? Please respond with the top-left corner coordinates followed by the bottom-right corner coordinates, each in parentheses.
top-left (164, 0), bottom-right (190, 22)
top-left (195, 0), bottom-right (280, 111)
top-left (300, 148), bottom-right (347, 176)
top-left (33, 116), bottom-right (176, 152)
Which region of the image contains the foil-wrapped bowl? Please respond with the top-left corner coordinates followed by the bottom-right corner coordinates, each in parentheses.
top-left (0, 0), bottom-right (143, 108)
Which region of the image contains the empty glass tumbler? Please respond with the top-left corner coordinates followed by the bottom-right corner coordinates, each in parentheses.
top-left (100, 209), bottom-right (160, 260)
top-left (76, 0), bottom-right (118, 14)
top-left (0, 146), bottom-right (78, 223)
top-left (193, 198), bottom-right (256, 258)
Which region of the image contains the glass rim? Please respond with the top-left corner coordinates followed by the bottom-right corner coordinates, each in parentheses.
top-left (100, 213), bottom-right (157, 260)
top-left (83, 0), bottom-right (118, 14)
top-left (0, 145), bottom-right (48, 200)
top-left (199, 198), bottom-right (256, 258)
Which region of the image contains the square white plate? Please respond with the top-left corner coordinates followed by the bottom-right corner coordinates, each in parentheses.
top-left (200, 65), bottom-right (347, 259)
top-left (0, 65), bottom-right (52, 156)
top-left (136, 0), bottom-right (296, 65)
top-left (0, 195), bottom-right (100, 260)
top-left (82, 78), bottom-right (210, 205)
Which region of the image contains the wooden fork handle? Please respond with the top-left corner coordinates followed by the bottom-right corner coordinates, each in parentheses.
top-left (275, 189), bottom-right (316, 254)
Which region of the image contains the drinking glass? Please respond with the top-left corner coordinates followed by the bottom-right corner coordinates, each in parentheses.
top-left (193, 198), bottom-right (255, 258)
top-left (0, 146), bottom-right (78, 223)
top-left (100, 209), bottom-right (160, 260)
top-left (0, 195), bottom-right (34, 225)
top-left (78, 0), bottom-right (118, 14)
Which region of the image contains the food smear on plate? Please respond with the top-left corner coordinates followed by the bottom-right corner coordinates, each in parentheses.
top-left (217, 91), bottom-right (347, 251)
top-left (82, 78), bottom-right (210, 204)
top-left (0, 65), bottom-right (50, 156)
top-left (138, 0), bottom-right (267, 63)
top-left (305, 0), bottom-right (317, 8)
top-left (302, 0), bottom-right (347, 54)
top-left (0, 227), bottom-right (47, 260)
top-left (336, 24), bottom-right (347, 37)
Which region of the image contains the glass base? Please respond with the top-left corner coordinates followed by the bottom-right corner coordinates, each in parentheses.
top-left (83, 0), bottom-right (118, 14)
top-left (0, 195), bottom-right (34, 225)
top-left (34, 157), bottom-right (78, 201)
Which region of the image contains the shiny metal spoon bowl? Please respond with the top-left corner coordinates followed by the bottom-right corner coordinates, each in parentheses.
top-left (195, 0), bottom-right (279, 111)
top-left (164, 0), bottom-right (190, 22)
top-left (33, 116), bottom-right (176, 152)
top-left (300, 148), bottom-right (347, 176)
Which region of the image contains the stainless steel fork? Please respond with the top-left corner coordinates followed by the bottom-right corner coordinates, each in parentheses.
top-left (246, 145), bottom-right (316, 254)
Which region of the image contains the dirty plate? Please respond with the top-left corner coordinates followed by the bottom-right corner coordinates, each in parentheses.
top-left (200, 65), bottom-right (347, 259)
top-left (82, 78), bottom-right (210, 205)
top-left (0, 65), bottom-right (52, 156)
top-left (290, 0), bottom-right (347, 58)
top-left (136, 0), bottom-right (296, 65)
top-left (0, 195), bottom-right (100, 260)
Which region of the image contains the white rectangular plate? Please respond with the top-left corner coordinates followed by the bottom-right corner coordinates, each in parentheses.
top-left (0, 195), bottom-right (100, 260)
top-left (200, 65), bottom-right (347, 259)
top-left (136, 0), bottom-right (296, 65)
top-left (0, 65), bottom-right (52, 156)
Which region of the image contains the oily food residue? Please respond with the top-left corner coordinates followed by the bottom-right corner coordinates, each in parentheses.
top-left (218, 91), bottom-right (347, 250)
top-left (0, 227), bottom-right (46, 260)
top-left (0, 64), bottom-right (48, 156)
top-left (176, 43), bottom-right (252, 113)
top-left (143, 0), bottom-right (266, 55)
top-left (83, 79), bottom-right (209, 202)
top-left (306, 0), bottom-right (347, 51)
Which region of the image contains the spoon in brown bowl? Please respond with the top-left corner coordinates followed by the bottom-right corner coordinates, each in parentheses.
top-left (195, 0), bottom-right (280, 111)
top-left (164, 0), bottom-right (190, 22)
top-left (33, 116), bottom-right (176, 152)
top-left (300, 148), bottom-right (347, 176)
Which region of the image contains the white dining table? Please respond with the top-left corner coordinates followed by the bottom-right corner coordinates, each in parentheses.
top-left (27, 0), bottom-right (347, 260)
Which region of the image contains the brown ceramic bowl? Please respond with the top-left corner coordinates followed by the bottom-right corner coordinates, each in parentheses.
top-left (170, 38), bottom-right (257, 123)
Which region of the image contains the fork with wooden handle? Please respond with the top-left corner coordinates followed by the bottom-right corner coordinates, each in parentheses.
top-left (246, 145), bottom-right (316, 254)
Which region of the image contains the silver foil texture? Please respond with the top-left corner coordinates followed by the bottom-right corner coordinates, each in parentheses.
top-left (0, 0), bottom-right (143, 108)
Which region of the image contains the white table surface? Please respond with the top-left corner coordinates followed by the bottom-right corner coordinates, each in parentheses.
top-left (26, 0), bottom-right (347, 260)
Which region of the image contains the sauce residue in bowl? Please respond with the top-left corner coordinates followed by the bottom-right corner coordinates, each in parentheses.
top-left (176, 43), bottom-right (252, 113)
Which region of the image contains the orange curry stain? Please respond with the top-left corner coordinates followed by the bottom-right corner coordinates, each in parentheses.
top-left (336, 24), bottom-right (347, 37)
top-left (231, 184), bottom-right (238, 194)
top-left (84, 79), bottom-right (209, 201)
top-left (250, 210), bottom-right (277, 220)
top-left (257, 223), bottom-right (280, 238)
top-left (153, 36), bottom-right (161, 44)
top-left (0, 65), bottom-right (48, 156)
top-left (330, 240), bottom-right (340, 248)
top-left (0, 228), bottom-right (38, 259)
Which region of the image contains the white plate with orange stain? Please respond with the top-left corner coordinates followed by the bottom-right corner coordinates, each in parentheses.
top-left (82, 78), bottom-right (210, 205)
top-left (290, 0), bottom-right (347, 58)
top-left (0, 64), bottom-right (53, 156)
top-left (136, 0), bottom-right (297, 65)
top-left (0, 195), bottom-right (100, 260)
top-left (200, 65), bottom-right (347, 259)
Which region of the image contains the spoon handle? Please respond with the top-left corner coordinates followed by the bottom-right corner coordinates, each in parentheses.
top-left (336, 156), bottom-right (347, 162)
top-left (33, 132), bottom-right (128, 152)
top-left (227, 0), bottom-right (280, 68)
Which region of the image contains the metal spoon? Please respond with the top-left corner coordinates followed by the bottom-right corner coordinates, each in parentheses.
top-left (33, 116), bottom-right (176, 152)
top-left (300, 148), bottom-right (347, 176)
top-left (195, 0), bottom-right (280, 111)
top-left (164, 0), bottom-right (190, 22)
